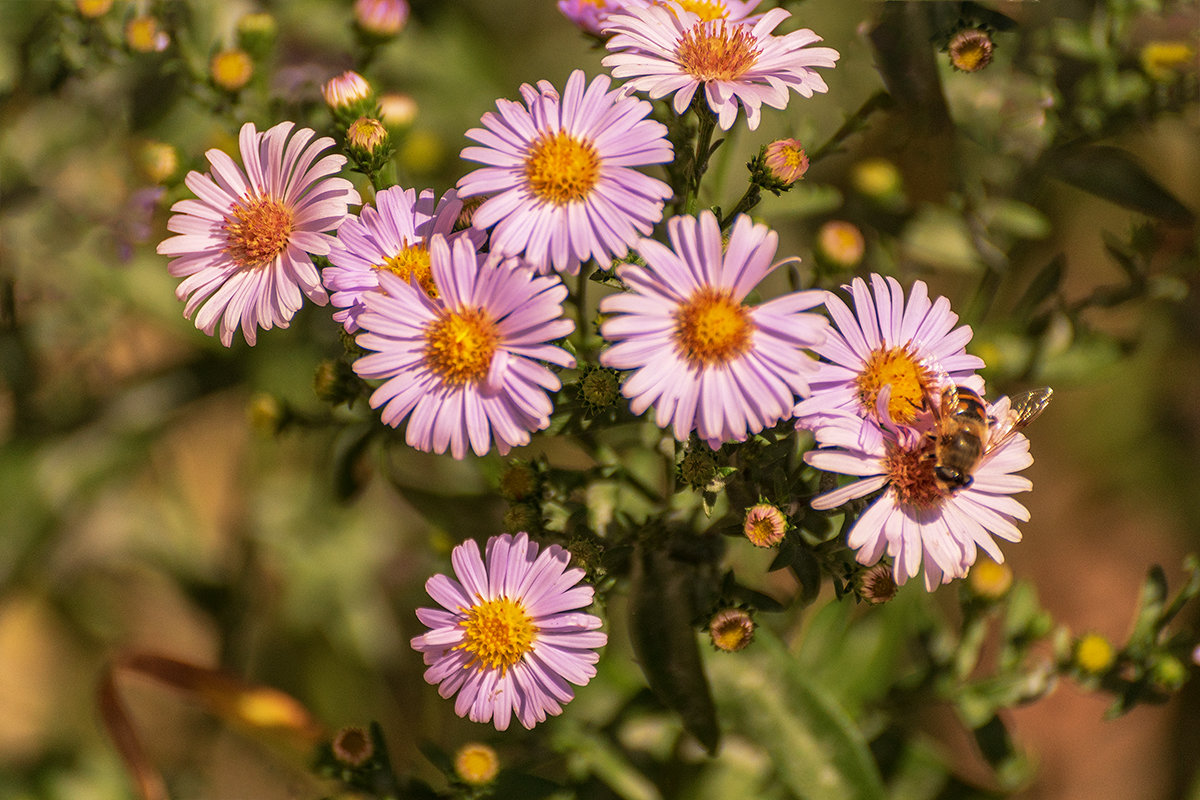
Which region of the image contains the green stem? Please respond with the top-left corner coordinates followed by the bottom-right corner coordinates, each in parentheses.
top-left (807, 90), bottom-right (892, 165)
top-left (575, 263), bottom-right (591, 360)
top-left (683, 102), bottom-right (718, 216)
top-left (718, 184), bottom-right (762, 229)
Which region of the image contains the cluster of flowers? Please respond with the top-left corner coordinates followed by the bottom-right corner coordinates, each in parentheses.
top-left (156, 0), bottom-right (1043, 730)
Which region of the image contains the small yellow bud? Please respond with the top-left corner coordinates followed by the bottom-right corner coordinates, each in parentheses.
top-left (815, 220), bottom-right (866, 269)
top-left (762, 138), bottom-right (809, 187)
top-left (76, 0), bottom-right (114, 18)
top-left (968, 557), bottom-right (1013, 600)
top-left (742, 503), bottom-right (787, 548)
top-left (379, 92), bottom-right (418, 128)
top-left (1074, 633), bottom-right (1116, 674)
top-left (454, 742), bottom-right (499, 786)
top-left (948, 28), bottom-right (995, 73)
top-left (210, 49), bottom-right (254, 92)
top-left (125, 16), bottom-right (169, 53)
top-left (1140, 41), bottom-right (1196, 82)
top-left (347, 116), bottom-right (388, 153)
top-left (136, 141), bottom-right (178, 184)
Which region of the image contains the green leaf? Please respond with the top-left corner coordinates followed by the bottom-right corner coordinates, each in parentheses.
top-left (1049, 145), bottom-right (1195, 225)
top-left (629, 543), bottom-right (720, 753)
top-left (707, 629), bottom-right (886, 800)
top-left (1012, 256), bottom-right (1065, 320)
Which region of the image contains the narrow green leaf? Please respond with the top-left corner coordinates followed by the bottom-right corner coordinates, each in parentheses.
top-left (1012, 256), bottom-right (1065, 320)
top-left (708, 629), bottom-right (886, 800)
top-left (629, 543), bottom-right (721, 753)
top-left (1050, 145), bottom-right (1195, 225)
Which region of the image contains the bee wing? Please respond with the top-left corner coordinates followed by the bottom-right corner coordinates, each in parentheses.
top-left (985, 387), bottom-right (1053, 452)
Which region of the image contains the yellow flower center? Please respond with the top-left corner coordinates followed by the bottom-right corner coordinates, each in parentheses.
top-left (674, 287), bottom-right (752, 367)
top-left (1075, 633), bottom-right (1115, 674)
top-left (223, 195), bottom-right (295, 269)
top-left (456, 596), bottom-right (538, 673)
top-left (376, 243), bottom-right (437, 297)
top-left (675, 20), bottom-right (760, 82)
top-left (658, 0), bottom-right (729, 21)
top-left (210, 49), bottom-right (254, 91)
top-left (454, 743), bottom-right (500, 786)
top-left (524, 131), bottom-right (600, 206)
top-left (423, 307), bottom-right (498, 385)
top-left (883, 438), bottom-right (944, 510)
top-left (855, 345), bottom-right (935, 424)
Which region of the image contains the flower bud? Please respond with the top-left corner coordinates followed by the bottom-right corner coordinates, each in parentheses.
top-left (815, 220), bottom-right (865, 269)
top-left (742, 502), bottom-right (787, 548)
top-left (580, 366), bottom-right (621, 413)
top-left (857, 563), bottom-right (898, 605)
top-left (498, 462), bottom-right (539, 502)
top-left (762, 138), bottom-right (809, 188)
top-left (322, 71), bottom-right (375, 124)
top-left (850, 157), bottom-right (905, 212)
top-left (708, 608), bottom-right (756, 652)
top-left (125, 16), bottom-right (169, 53)
top-left (379, 92), bottom-right (418, 128)
top-left (678, 447), bottom-right (717, 489)
top-left (1151, 654), bottom-right (1187, 692)
top-left (76, 0), bottom-right (114, 18)
top-left (1140, 41), bottom-right (1196, 82)
top-left (1073, 633), bottom-right (1116, 675)
top-left (135, 141), bottom-right (178, 184)
top-left (355, 0), bottom-right (410, 38)
top-left (968, 557), bottom-right (1013, 600)
top-left (210, 48), bottom-right (254, 92)
top-left (502, 503), bottom-right (541, 535)
top-left (236, 12), bottom-right (278, 58)
top-left (331, 725), bottom-right (373, 768)
top-left (454, 742), bottom-right (499, 786)
top-left (247, 392), bottom-right (287, 434)
top-left (948, 28), bottom-right (995, 73)
top-left (313, 359), bottom-right (364, 406)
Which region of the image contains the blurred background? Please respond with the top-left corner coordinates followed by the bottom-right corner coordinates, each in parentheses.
top-left (1, 0), bottom-right (1199, 798)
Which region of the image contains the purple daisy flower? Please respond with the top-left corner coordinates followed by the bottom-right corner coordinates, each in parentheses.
top-left (323, 186), bottom-right (484, 332)
top-left (411, 532), bottom-right (607, 731)
top-left (598, 211), bottom-right (828, 448)
top-left (157, 121), bottom-right (360, 346)
top-left (559, 0), bottom-right (763, 35)
top-left (456, 69), bottom-right (674, 276)
top-left (601, 4), bottom-right (839, 131)
top-left (793, 274), bottom-right (986, 450)
top-left (353, 235), bottom-right (575, 459)
top-left (804, 402), bottom-right (1034, 591)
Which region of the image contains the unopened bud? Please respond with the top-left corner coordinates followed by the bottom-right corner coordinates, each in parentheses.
top-left (948, 28), bottom-right (995, 73)
top-left (210, 48), bottom-right (254, 92)
top-left (355, 0), bottom-right (410, 38)
top-left (580, 366), bottom-right (621, 413)
top-left (331, 725), bottom-right (374, 768)
top-left (857, 563), bottom-right (898, 605)
top-left (76, 0), bottom-right (114, 18)
top-left (762, 138), bottom-right (809, 188)
top-left (236, 13), bottom-right (278, 58)
top-left (850, 158), bottom-right (904, 211)
top-left (125, 16), bottom-right (170, 53)
top-left (502, 503), bottom-right (541, 535)
top-left (348, 116), bottom-right (388, 153)
top-left (968, 557), bottom-right (1013, 600)
top-left (708, 608), bottom-right (756, 652)
top-left (322, 71), bottom-right (374, 113)
top-left (815, 220), bottom-right (865, 269)
top-left (1151, 654), bottom-right (1187, 691)
top-left (498, 462), bottom-right (539, 502)
top-left (136, 141), bottom-right (178, 184)
top-left (678, 447), bottom-right (717, 489)
top-left (742, 503), bottom-right (787, 548)
top-left (454, 742), bottom-right (499, 786)
top-left (379, 92), bottom-right (418, 128)
top-left (1073, 633), bottom-right (1115, 675)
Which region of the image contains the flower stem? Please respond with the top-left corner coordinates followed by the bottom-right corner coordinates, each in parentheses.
top-left (683, 101), bottom-right (718, 216)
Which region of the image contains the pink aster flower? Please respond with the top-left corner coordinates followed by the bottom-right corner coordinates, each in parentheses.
top-left (324, 186), bottom-right (484, 332)
top-left (793, 274), bottom-right (985, 450)
top-left (457, 69), bottom-right (674, 276)
top-left (601, 4), bottom-right (839, 131)
top-left (411, 532), bottom-right (607, 731)
top-left (353, 235), bottom-right (575, 459)
top-left (559, 0), bottom-right (762, 35)
top-left (599, 211), bottom-right (828, 448)
top-left (804, 402), bottom-right (1034, 591)
top-left (157, 121), bottom-right (360, 346)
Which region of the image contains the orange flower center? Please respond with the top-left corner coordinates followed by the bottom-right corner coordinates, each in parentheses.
top-left (675, 20), bottom-right (760, 82)
top-left (223, 195), bottom-right (295, 269)
top-left (524, 130), bottom-right (600, 206)
top-left (658, 0), bottom-right (729, 21)
top-left (883, 438), bottom-right (944, 510)
top-left (674, 287), bottom-right (752, 367)
top-left (455, 596), bottom-right (538, 673)
top-left (855, 345), bottom-right (936, 424)
top-left (423, 307), bottom-right (498, 385)
top-left (376, 243), bottom-right (437, 297)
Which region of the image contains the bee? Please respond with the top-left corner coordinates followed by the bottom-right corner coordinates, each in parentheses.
top-left (927, 383), bottom-right (1053, 494)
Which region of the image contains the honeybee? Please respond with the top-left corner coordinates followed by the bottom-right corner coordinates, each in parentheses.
top-left (927, 383), bottom-right (1053, 493)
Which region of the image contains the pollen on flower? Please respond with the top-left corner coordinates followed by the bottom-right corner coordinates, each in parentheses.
top-left (223, 196), bottom-right (295, 268)
top-left (456, 595), bottom-right (538, 673)
top-left (674, 287), bottom-right (753, 367)
top-left (377, 244), bottom-right (436, 296)
top-left (675, 20), bottom-right (761, 82)
top-left (855, 344), bottom-right (936, 423)
top-left (884, 438), bottom-right (944, 510)
top-left (524, 131), bottom-right (600, 205)
top-left (658, 0), bottom-right (729, 20)
top-left (423, 308), bottom-right (498, 385)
